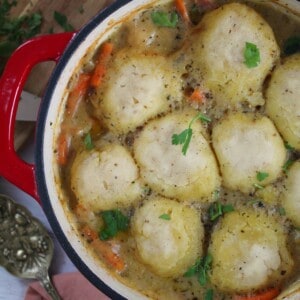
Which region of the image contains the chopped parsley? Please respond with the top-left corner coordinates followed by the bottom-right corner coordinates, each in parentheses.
top-left (172, 113), bottom-right (211, 155)
top-left (184, 254), bottom-right (212, 286)
top-left (151, 11), bottom-right (179, 28)
top-left (282, 159), bottom-right (294, 173)
top-left (84, 132), bottom-right (94, 150)
top-left (159, 213), bottom-right (171, 220)
top-left (244, 42), bottom-right (260, 68)
top-left (99, 210), bottom-right (129, 240)
top-left (54, 11), bottom-right (74, 32)
top-left (0, 0), bottom-right (42, 73)
top-left (256, 171), bottom-right (269, 182)
top-left (278, 207), bottom-right (286, 216)
top-left (208, 201), bottom-right (234, 221)
top-left (204, 289), bottom-right (214, 300)
top-left (284, 142), bottom-right (295, 151)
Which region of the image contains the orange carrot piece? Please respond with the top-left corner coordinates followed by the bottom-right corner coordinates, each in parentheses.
top-left (66, 73), bottom-right (91, 117)
top-left (57, 131), bottom-right (70, 166)
top-left (189, 88), bottom-right (205, 104)
top-left (233, 287), bottom-right (280, 300)
top-left (90, 42), bottom-right (113, 88)
top-left (175, 0), bottom-right (191, 23)
top-left (81, 225), bottom-right (125, 272)
top-left (92, 239), bottom-right (125, 272)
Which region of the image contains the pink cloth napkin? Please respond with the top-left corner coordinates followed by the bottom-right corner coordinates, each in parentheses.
top-left (24, 272), bottom-right (111, 300)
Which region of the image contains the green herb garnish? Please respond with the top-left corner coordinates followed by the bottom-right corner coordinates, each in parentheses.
top-left (0, 0), bottom-right (42, 73)
top-left (84, 132), bottom-right (94, 150)
top-left (159, 213), bottom-right (171, 220)
top-left (184, 254), bottom-right (212, 286)
top-left (172, 113), bottom-right (211, 155)
top-left (99, 210), bottom-right (129, 240)
top-left (278, 207), bottom-right (286, 216)
top-left (204, 289), bottom-right (214, 300)
top-left (244, 42), bottom-right (260, 68)
top-left (256, 171), bottom-right (269, 182)
top-left (283, 36), bottom-right (300, 55)
top-left (208, 201), bottom-right (234, 221)
top-left (54, 11), bottom-right (74, 32)
top-left (282, 159), bottom-right (294, 173)
top-left (284, 142), bottom-right (295, 151)
top-left (151, 11), bottom-right (179, 28)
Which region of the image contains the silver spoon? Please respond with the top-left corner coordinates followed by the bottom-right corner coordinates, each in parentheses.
top-left (0, 194), bottom-right (61, 300)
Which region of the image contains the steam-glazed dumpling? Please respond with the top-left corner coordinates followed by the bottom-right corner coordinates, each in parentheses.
top-left (188, 2), bottom-right (279, 108)
top-left (93, 51), bottom-right (181, 134)
top-left (125, 8), bottom-right (186, 55)
top-left (266, 54), bottom-right (300, 150)
top-left (134, 110), bottom-right (220, 201)
top-left (131, 197), bottom-right (203, 277)
top-left (212, 112), bottom-right (286, 193)
top-left (209, 209), bottom-right (293, 293)
top-left (281, 161), bottom-right (300, 228)
top-left (70, 144), bottom-right (142, 210)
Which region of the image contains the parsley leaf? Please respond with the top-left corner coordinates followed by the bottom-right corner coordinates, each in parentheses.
top-left (208, 201), bottom-right (234, 221)
top-left (84, 132), bottom-right (94, 150)
top-left (151, 11), bottom-right (179, 28)
top-left (172, 113), bottom-right (211, 155)
top-left (54, 11), bottom-right (74, 32)
top-left (184, 254), bottom-right (213, 286)
top-left (283, 36), bottom-right (300, 55)
top-left (159, 213), bottom-right (171, 220)
top-left (99, 210), bottom-right (129, 240)
top-left (244, 42), bottom-right (260, 68)
top-left (282, 159), bottom-right (294, 173)
top-left (256, 171), bottom-right (269, 182)
top-left (204, 289), bottom-right (214, 300)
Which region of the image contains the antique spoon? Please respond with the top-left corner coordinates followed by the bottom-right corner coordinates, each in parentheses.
top-left (0, 194), bottom-right (61, 300)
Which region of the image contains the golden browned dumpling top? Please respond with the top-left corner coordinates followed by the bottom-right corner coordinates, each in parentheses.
top-left (131, 197), bottom-right (204, 277)
top-left (186, 2), bottom-right (279, 109)
top-left (266, 53), bottom-right (300, 151)
top-left (212, 112), bottom-right (286, 193)
top-left (209, 209), bottom-right (293, 293)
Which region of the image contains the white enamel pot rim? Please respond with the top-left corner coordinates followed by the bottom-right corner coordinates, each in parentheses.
top-left (31, 0), bottom-right (299, 299)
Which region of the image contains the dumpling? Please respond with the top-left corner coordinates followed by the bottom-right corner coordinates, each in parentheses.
top-left (209, 209), bottom-right (293, 293)
top-left (186, 2), bottom-right (279, 108)
top-left (92, 50), bottom-right (181, 134)
top-left (280, 161), bottom-right (300, 228)
top-left (212, 112), bottom-right (286, 193)
top-left (266, 53), bottom-right (300, 151)
top-left (125, 8), bottom-right (186, 55)
top-left (131, 197), bottom-right (204, 277)
top-left (133, 110), bottom-right (221, 202)
top-left (70, 144), bottom-right (142, 211)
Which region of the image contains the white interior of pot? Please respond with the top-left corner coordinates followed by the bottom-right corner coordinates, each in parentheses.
top-left (41, 0), bottom-right (300, 298)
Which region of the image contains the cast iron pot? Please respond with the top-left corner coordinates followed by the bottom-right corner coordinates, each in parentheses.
top-left (0, 0), bottom-right (299, 299)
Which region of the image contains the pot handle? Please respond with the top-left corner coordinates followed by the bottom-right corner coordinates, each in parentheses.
top-left (0, 32), bottom-right (76, 203)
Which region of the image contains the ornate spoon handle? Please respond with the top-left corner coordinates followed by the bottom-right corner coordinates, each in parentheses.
top-left (38, 271), bottom-right (61, 300)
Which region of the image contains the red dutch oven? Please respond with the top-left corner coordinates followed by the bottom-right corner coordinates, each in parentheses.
top-left (0, 0), bottom-right (299, 299)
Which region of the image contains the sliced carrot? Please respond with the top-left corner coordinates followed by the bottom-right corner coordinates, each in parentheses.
top-left (189, 88), bottom-right (205, 104)
top-left (175, 0), bottom-right (191, 24)
top-left (81, 225), bottom-right (125, 272)
top-left (66, 73), bottom-right (91, 117)
top-left (90, 42), bottom-right (113, 88)
top-left (57, 131), bottom-right (70, 166)
top-left (234, 287), bottom-right (280, 300)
